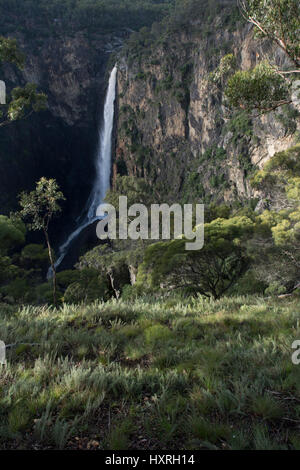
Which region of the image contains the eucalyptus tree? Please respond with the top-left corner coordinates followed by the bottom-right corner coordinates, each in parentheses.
top-left (238, 0), bottom-right (300, 69)
top-left (224, 1), bottom-right (300, 114)
top-left (18, 178), bottom-right (65, 305)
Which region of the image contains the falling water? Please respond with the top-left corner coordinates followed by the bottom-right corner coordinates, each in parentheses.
top-left (48, 66), bottom-right (117, 276)
top-left (87, 65), bottom-right (118, 219)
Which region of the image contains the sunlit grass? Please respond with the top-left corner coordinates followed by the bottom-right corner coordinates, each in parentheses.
top-left (0, 294), bottom-right (299, 449)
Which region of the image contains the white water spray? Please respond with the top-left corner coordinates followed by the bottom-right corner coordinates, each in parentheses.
top-left (48, 66), bottom-right (117, 277)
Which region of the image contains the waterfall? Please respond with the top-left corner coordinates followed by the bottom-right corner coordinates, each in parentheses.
top-left (48, 66), bottom-right (117, 276)
top-left (87, 65), bottom-right (118, 219)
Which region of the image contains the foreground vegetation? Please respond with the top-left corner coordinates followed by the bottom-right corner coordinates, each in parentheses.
top-left (0, 294), bottom-right (299, 450)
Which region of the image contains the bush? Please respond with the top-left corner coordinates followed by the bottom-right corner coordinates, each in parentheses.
top-left (2, 278), bottom-right (34, 303)
top-left (56, 270), bottom-right (81, 289)
top-left (265, 282), bottom-right (287, 296)
top-left (145, 324), bottom-right (173, 346)
top-left (20, 244), bottom-right (48, 270)
top-left (63, 274), bottom-right (109, 304)
top-left (35, 282), bottom-right (61, 304)
top-left (229, 270), bottom-right (267, 296)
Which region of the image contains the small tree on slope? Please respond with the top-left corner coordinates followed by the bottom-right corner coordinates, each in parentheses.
top-left (18, 178), bottom-right (65, 305)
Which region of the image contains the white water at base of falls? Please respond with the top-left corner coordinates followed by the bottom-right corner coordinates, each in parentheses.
top-left (47, 65), bottom-right (117, 278)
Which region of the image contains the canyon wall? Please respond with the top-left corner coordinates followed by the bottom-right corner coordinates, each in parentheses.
top-left (114, 18), bottom-right (299, 206)
top-left (0, 30), bottom-right (125, 222)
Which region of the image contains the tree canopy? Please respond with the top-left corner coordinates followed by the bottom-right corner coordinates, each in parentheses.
top-left (238, 0), bottom-right (300, 67)
top-left (18, 178), bottom-right (65, 305)
top-left (0, 0), bottom-right (175, 36)
top-left (139, 216), bottom-right (254, 299)
top-left (0, 214), bottom-right (26, 255)
top-left (0, 36), bottom-right (47, 127)
top-left (221, 1), bottom-right (300, 114)
top-left (225, 62), bottom-right (291, 113)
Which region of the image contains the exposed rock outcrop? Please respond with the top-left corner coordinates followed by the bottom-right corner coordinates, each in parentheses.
top-left (114, 20), bottom-right (299, 205)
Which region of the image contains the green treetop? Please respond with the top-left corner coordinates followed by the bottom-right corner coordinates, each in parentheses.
top-left (18, 178), bottom-right (65, 305)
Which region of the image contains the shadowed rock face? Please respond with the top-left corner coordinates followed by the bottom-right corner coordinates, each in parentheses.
top-left (115, 22), bottom-right (299, 206)
top-left (0, 30), bottom-right (126, 246)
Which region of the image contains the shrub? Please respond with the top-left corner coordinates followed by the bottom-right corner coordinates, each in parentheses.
top-left (251, 395), bottom-right (284, 420)
top-left (20, 244), bottom-right (48, 270)
top-left (145, 324), bottom-right (173, 346)
top-left (35, 282), bottom-right (61, 304)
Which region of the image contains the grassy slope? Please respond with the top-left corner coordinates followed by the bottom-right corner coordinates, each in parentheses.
top-left (0, 295), bottom-right (300, 450)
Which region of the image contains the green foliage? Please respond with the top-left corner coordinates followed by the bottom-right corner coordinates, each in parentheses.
top-left (107, 418), bottom-right (134, 450)
top-left (251, 144), bottom-right (300, 202)
top-left (0, 215), bottom-right (26, 255)
top-left (8, 406), bottom-right (30, 433)
top-left (238, 0), bottom-right (300, 66)
top-left (265, 281), bottom-right (287, 296)
top-left (0, 0), bottom-right (175, 37)
top-left (124, 0), bottom-right (239, 62)
top-left (0, 36), bottom-right (24, 67)
top-left (20, 244), bottom-right (49, 270)
top-left (248, 145), bottom-right (300, 290)
top-left (224, 111), bottom-right (256, 174)
top-left (167, 0), bottom-right (238, 34)
top-left (188, 416), bottom-right (230, 443)
top-left (223, 2), bottom-right (299, 116)
top-left (35, 282), bottom-right (59, 304)
top-left (275, 104), bottom-right (300, 136)
top-left (224, 111), bottom-right (253, 144)
top-left (18, 177), bottom-right (65, 305)
top-left (18, 177), bottom-right (65, 232)
top-left (0, 38), bottom-right (47, 127)
top-left (140, 216), bottom-right (254, 299)
top-left (56, 270), bottom-right (81, 290)
top-left (200, 146), bottom-right (228, 163)
top-left (229, 270), bottom-right (267, 296)
top-left (145, 324), bottom-right (172, 346)
top-left (0, 255), bottom-right (20, 285)
top-left (251, 395), bottom-right (284, 420)
top-left (225, 62), bottom-right (289, 113)
top-left (2, 278), bottom-right (34, 303)
top-left (7, 83), bottom-right (47, 122)
top-left (63, 269), bottom-right (110, 303)
top-left (209, 53), bottom-right (237, 86)
top-left (182, 172), bottom-right (205, 203)
top-left (209, 173), bottom-right (225, 188)
top-left (206, 204), bottom-right (231, 222)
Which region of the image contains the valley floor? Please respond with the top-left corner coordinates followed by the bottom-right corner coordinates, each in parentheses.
top-left (0, 295), bottom-right (299, 450)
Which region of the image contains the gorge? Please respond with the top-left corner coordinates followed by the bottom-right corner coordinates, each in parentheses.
top-left (50, 65), bottom-right (118, 273)
top-left (1, 0), bottom-right (300, 452)
top-left (0, 0), bottom-right (299, 287)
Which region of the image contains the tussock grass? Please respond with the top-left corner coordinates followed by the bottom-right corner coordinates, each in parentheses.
top-left (0, 294), bottom-right (299, 449)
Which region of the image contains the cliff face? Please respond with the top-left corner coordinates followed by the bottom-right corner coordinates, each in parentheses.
top-left (1, 12), bottom-right (299, 230)
top-left (115, 20), bottom-right (299, 206)
top-left (0, 30), bottom-right (125, 242)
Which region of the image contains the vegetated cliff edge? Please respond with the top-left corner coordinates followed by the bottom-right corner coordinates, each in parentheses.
top-left (114, 16), bottom-right (300, 207)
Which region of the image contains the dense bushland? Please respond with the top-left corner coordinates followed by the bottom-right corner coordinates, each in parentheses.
top-left (0, 0), bottom-right (175, 37)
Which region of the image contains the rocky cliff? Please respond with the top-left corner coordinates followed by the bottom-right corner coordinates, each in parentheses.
top-left (1, 4), bottom-right (299, 248)
top-left (0, 30), bottom-right (126, 244)
top-left (114, 16), bottom-right (299, 207)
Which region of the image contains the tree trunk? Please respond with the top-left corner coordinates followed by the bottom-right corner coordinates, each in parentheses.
top-left (107, 270), bottom-right (120, 300)
top-left (44, 229), bottom-right (57, 305)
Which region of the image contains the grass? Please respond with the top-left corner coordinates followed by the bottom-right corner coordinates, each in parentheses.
top-left (0, 294), bottom-right (299, 450)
